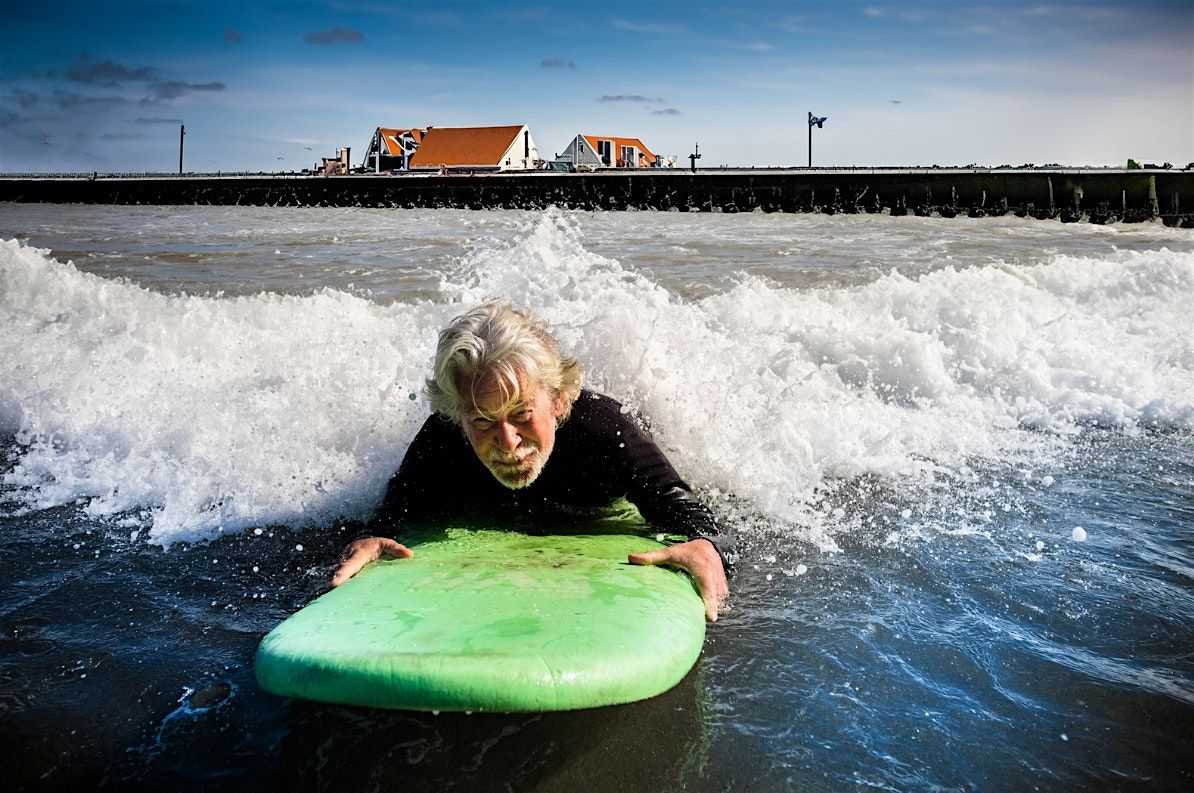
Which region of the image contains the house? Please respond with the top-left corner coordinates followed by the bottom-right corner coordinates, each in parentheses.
top-left (319, 147), bottom-right (351, 175)
top-left (407, 125), bottom-right (540, 172)
top-left (363, 128), bottom-right (424, 172)
top-left (556, 134), bottom-right (658, 168)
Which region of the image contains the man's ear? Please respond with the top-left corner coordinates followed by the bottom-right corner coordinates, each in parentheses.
top-left (552, 390), bottom-right (567, 419)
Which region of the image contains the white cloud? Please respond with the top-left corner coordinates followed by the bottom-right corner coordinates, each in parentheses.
top-left (612, 19), bottom-right (685, 35)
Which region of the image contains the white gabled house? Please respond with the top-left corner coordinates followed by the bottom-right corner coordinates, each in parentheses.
top-left (555, 134), bottom-right (658, 168)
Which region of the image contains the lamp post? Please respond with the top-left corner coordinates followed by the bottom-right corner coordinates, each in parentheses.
top-left (178, 124), bottom-right (185, 175)
top-left (807, 112), bottom-right (826, 168)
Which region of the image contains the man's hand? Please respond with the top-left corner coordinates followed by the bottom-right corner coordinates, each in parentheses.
top-left (628, 538), bottom-right (729, 622)
top-left (331, 536), bottom-right (413, 587)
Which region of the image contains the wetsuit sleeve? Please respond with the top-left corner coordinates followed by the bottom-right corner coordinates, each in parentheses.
top-left (370, 414), bottom-right (459, 533)
top-left (612, 406), bottom-right (737, 567)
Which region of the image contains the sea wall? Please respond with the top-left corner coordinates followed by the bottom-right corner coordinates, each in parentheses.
top-left (2, 170), bottom-right (1191, 225)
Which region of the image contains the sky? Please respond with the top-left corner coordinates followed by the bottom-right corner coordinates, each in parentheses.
top-left (1, 0), bottom-right (1191, 173)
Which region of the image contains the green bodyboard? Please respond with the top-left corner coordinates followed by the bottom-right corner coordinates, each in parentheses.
top-left (255, 528), bottom-right (706, 712)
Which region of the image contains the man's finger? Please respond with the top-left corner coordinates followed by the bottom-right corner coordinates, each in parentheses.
top-left (331, 549), bottom-right (372, 587)
top-left (689, 564), bottom-right (729, 622)
top-left (376, 539), bottom-right (414, 560)
top-left (330, 538), bottom-right (413, 587)
top-left (628, 544), bottom-right (729, 622)
top-left (627, 549), bottom-right (669, 567)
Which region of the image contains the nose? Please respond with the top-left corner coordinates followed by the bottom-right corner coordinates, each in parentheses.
top-left (494, 421), bottom-right (521, 452)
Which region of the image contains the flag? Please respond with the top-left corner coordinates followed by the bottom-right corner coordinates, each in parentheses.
top-left (808, 112), bottom-right (827, 128)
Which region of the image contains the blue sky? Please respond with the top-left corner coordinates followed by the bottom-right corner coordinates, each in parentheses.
top-left (1, 0), bottom-right (1190, 172)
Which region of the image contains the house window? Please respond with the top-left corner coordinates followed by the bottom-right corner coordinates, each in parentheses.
top-left (620, 146), bottom-right (636, 167)
top-left (597, 140), bottom-right (612, 165)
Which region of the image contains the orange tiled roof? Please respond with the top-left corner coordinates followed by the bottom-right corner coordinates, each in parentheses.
top-left (583, 135), bottom-right (656, 165)
top-left (377, 127), bottom-right (423, 156)
top-left (408, 125), bottom-right (525, 168)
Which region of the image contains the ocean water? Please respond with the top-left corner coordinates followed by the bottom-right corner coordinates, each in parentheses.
top-left (1, 204), bottom-right (1191, 792)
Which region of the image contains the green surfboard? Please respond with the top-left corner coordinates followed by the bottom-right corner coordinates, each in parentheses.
top-left (254, 528), bottom-right (706, 712)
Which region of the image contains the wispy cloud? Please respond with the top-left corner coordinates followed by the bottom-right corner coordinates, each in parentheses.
top-left (613, 19), bottom-right (685, 35)
top-left (304, 27), bottom-right (365, 45)
top-left (66, 54), bottom-right (158, 85)
top-left (54, 91), bottom-right (128, 111)
top-left (599, 94), bottom-right (665, 104)
top-left (130, 116), bottom-right (184, 124)
top-left (775, 15), bottom-right (812, 33)
top-left (414, 11), bottom-right (461, 25)
top-left (143, 81), bottom-right (225, 102)
top-left (652, 108), bottom-right (682, 116)
top-left (541, 58), bottom-right (576, 70)
top-left (862, 5), bottom-right (932, 22)
top-left (1022, 3), bottom-right (1125, 22)
top-left (13, 89), bottom-right (39, 109)
top-left (100, 132), bottom-right (146, 140)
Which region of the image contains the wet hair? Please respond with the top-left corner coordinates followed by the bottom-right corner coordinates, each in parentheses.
top-left (426, 299), bottom-right (582, 425)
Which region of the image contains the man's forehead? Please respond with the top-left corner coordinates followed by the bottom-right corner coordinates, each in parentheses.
top-left (462, 368), bottom-right (542, 410)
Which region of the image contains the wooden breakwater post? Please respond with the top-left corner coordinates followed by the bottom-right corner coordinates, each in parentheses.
top-left (1, 169), bottom-right (1191, 226)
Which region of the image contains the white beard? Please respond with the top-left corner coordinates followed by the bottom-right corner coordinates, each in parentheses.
top-left (486, 445), bottom-right (547, 489)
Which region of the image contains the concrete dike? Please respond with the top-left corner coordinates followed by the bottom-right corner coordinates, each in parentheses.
top-left (2, 169), bottom-right (1191, 225)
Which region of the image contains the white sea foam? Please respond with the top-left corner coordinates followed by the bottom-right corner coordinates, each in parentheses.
top-left (0, 238), bottom-right (454, 543)
top-left (2, 211), bottom-right (1192, 546)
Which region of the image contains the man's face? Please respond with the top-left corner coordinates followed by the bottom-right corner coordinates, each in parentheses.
top-left (460, 370), bottom-right (565, 489)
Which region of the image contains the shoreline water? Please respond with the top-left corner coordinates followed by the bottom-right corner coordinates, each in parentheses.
top-left (2, 206), bottom-right (1192, 791)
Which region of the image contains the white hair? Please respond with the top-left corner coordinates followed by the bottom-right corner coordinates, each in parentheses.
top-left (426, 299), bottom-right (582, 425)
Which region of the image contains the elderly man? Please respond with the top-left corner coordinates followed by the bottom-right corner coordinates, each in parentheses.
top-left (332, 299), bottom-right (733, 620)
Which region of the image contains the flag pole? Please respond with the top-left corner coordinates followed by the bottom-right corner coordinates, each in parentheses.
top-left (807, 112), bottom-right (826, 167)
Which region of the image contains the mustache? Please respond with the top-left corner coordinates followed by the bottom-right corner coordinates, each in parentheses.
top-left (488, 447), bottom-right (537, 465)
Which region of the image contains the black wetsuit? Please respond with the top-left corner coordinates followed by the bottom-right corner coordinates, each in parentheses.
top-left (374, 390), bottom-right (735, 563)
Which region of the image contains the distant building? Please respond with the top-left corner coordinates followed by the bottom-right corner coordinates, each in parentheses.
top-left (556, 134), bottom-right (658, 168)
top-left (319, 147), bottom-right (352, 175)
top-left (407, 125), bottom-right (540, 172)
top-left (363, 128), bottom-right (424, 172)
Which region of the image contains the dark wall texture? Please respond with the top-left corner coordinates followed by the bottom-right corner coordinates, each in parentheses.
top-left (2, 171), bottom-right (1191, 225)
